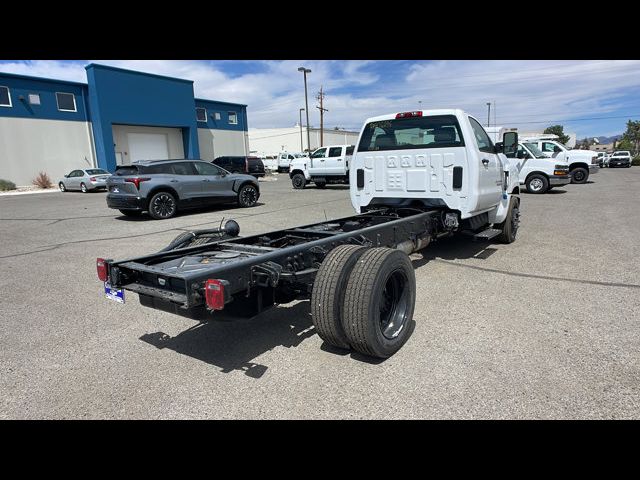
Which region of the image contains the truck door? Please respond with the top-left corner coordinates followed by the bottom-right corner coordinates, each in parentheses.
top-left (309, 148), bottom-right (327, 175)
top-left (325, 146), bottom-right (346, 175)
top-left (468, 116), bottom-right (502, 211)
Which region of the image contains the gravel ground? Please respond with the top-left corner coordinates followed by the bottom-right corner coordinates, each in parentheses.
top-left (0, 169), bottom-right (638, 419)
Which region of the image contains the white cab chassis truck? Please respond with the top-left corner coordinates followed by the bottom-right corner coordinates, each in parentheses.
top-left (521, 137), bottom-right (599, 184)
top-left (289, 144), bottom-right (354, 189)
top-left (98, 109), bottom-right (521, 360)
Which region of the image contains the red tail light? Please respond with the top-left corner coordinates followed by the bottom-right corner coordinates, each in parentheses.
top-left (97, 258), bottom-right (108, 282)
top-left (396, 111), bottom-right (423, 119)
top-left (90, 177), bottom-right (97, 182)
top-left (124, 177), bottom-right (151, 190)
top-left (205, 279), bottom-right (225, 310)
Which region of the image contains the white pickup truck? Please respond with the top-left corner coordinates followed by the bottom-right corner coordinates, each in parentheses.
top-left (289, 144), bottom-right (354, 189)
top-left (520, 137), bottom-right (599, 184)
top-left (276, 151), bottom-right (306, 173)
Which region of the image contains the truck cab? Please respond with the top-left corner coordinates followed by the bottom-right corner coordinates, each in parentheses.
top-left (350, 109), bottom-right (520, 228)
top-left (277, 151), bottom-right (306, 173)
top-left (289, 144), bottom-right (354, 189)
top-left (520, 137), bottom-right (599, 184)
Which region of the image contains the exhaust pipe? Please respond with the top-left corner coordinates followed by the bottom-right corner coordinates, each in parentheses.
top-left (396, 234), bottom-right (431, 255)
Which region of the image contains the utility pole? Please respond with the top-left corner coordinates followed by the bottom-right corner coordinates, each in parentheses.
top-left (316, 86), bottom-right (328, 147)
top-left (486, 102), bottom-right (491, 127)
top-left (298, 67), bottom-right (312, 153)
top-left (299, 108), bottom-right (305, 152)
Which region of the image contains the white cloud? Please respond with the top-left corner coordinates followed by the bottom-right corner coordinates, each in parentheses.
top-left (1, 59), bottom-right (639, 136)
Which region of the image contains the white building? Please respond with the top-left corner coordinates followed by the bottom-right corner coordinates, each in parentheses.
top-left (248, 124), bottom-right (359, 157)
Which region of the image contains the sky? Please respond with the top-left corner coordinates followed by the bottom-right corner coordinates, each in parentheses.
top-left (1, 60), bottom-right (639, 139)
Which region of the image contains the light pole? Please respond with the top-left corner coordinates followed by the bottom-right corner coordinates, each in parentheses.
top-left (299, 108), bottom-right (305, 152)
top-left (298, 66), bottom-right (312, 153)
top-left (486, 102), bottom-right (491, 127)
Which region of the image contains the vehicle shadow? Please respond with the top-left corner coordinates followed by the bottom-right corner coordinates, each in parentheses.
top-left (411, 235), bottom-right (500, 269)
top-left (139, 301), bottom-right (316, 378)
top-left (115, 202), bottom-right (266, 221)
top-left (545, 189), bottom-right (568, 194)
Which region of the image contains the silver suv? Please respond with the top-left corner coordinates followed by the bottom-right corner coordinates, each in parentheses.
top-left (106, 159), bottom-right (260, 219)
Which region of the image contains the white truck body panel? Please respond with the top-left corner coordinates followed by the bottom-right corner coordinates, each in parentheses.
top-left (350, 109), bottom-right (519, 221)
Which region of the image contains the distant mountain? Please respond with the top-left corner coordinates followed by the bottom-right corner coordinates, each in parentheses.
top-left (596, 135), bottom-right (622, 144)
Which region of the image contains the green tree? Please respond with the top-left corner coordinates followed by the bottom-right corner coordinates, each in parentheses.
top-left (620, 120), bottom-right (640, 155)
top-left (543, 125), bottom-right (570, 145)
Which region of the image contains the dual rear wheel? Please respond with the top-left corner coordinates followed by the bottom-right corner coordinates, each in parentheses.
top-left (311, 245), bottom-right (416, 359)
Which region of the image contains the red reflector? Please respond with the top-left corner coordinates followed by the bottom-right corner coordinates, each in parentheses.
top-left (396, 111), bottom-right (423, 119)
top-left (205, 279), bottom-right (225, 310)
top-left (97, 258), bottom-right (108, 282)
top-left (124, 177), bottom-right (151, 190)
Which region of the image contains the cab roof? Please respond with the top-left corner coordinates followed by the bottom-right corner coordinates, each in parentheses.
top-left (363, 109), bottom-right (466, 123)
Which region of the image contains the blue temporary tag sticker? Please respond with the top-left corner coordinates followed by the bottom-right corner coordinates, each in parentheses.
top-left (104, 282), bottom-right (125, 304)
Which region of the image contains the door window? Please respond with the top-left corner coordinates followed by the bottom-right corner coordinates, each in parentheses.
top-left (311, 148), bottom-right (327, 158)
top-left (328, 147), bottom-right (342, 157)
top-left (541, 142), bottom-right (557, 153)
top-left (194, 162), bottom-right (222, 175)
top-left (468, 117), bottom-right (495, 154)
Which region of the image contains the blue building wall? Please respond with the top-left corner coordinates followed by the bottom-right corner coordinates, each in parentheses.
top-left (85, 64), bottom-right (201, 172)
top-left (1, 66), bottom-right (249, 174)
top-left (194, 98), bottom-right (248, 132)
top-left (0, 72), bottom-right (89, 121)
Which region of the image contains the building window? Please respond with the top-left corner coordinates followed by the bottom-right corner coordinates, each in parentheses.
top-left (28, 93), bottom-right (41, 105)
top-left (0, 86), bottom-right (11, 107)
top-left (228, 111), bottom-right (238, 124)
top-left (56, 92), bottom-right (77, 112)
top-left (214, 112), bottom-right (221, 120)
top-left (196, 107), bottom-right (207, 122)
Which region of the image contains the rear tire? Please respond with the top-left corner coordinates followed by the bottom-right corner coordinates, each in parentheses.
top-left (238, 184), bottom-right (259, 207)
top-left (496, 196), bottom-right (520, 244)
top-left (58, 182), bottom-right (66, 192)
top-left (292, 173), bottom-right (306, 189)
top-left (311, 245), bottom-right (368, 350)
top-left (525, 174), bottom-right (548, 194)
top-left (148, 191), bottom-right (177, 220)
top-left (571, 167), bottom-right (589, 184)
top-left (80, 182), bottom-right (88, 193)
top-left (342, 248), bottom-right (416, 358)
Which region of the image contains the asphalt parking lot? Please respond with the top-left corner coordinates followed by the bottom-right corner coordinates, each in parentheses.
top-left (1, 168), bottom-right (639, 419)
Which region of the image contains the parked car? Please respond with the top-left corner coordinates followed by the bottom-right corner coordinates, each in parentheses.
top-left (59, 168), bottom-right (112, 193)
top-left (520, 137), bottom-right (599, 184)
top-left (212, 156), bottom-right (266, 178)
top-left (507, 142), bottom-right (571, 193)
top-left (105, 159), bottom-right (260, 219)
top-left (608, 151), bottom-right (632, 168)
top-left (289, 145), bottom-right (354, 189)
top-left (277, 152), bottom-right (307, 173)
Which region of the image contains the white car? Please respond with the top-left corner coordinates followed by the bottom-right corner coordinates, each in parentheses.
top-left (508, 143), bottom-right (571, 193)
top-left (520, 138), bottom-right (599, 184)
top-left (58, 168), bottom-right (112, 193)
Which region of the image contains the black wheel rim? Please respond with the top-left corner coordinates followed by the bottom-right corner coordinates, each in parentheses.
top-left (378, 269), bottom-right (410, 340)
top-left (152, 194), bottom-right (175, 218)
top-left (241, 186), bottom-right (257, 205)
top-left (573, 170), bottom-right (585, 182)
top-left (293, 176), bottom-right (304, 188)
top-left (511, 205), bottom-right (520, 237)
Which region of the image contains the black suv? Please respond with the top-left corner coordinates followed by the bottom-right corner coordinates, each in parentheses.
top-left (213, 156), bottom-right (266, 178)
top-left (105, 159), bottom-right (260, 220)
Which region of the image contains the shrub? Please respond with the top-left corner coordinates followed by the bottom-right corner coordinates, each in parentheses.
top-left (632, 156), bottom-right (640, 166)
top-left (32, 171), bottom-right (53, 189)
top-left (0, 179), bottom-right (17, 191)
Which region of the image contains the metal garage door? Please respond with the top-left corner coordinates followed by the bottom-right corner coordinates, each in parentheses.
top-left (128, 133), bottom-right (170, 162)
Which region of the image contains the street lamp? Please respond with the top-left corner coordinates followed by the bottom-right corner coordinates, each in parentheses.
top-left (486, 102), bottom-right (491, 127)
top-left (298, 66), bottom-right (312, 153)
top-left (299, 108), bottom-right (305, 152)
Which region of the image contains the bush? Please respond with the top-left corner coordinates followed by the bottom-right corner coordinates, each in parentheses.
top-left (632, 156), bottom-right (640, 166)
top-left (32, 171), bottom-right (53, 189)
top-left (0, 179), bottom-right (17, 191)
